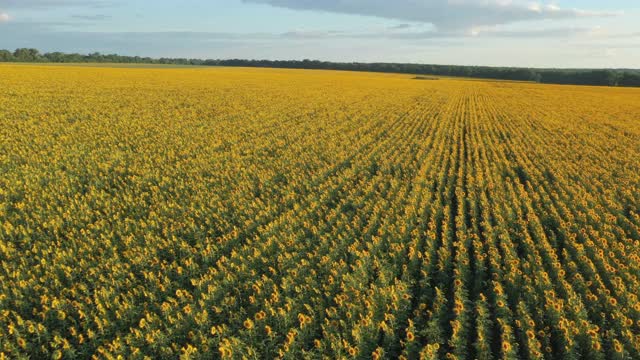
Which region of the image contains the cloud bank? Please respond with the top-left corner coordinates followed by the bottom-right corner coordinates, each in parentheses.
top-left (244, 0), bottom-right (614, 32)
top-left (0, 12), bottom-right (9, 22)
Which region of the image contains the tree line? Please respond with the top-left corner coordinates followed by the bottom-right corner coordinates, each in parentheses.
top-left (2, 48), bottom-right (639, 87)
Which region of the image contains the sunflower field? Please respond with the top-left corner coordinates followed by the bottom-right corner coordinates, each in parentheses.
top-left (0, 64), bottom-right (639, 359)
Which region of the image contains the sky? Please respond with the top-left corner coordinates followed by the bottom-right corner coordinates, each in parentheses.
top-left (0, 0), bottom-right (638, 68)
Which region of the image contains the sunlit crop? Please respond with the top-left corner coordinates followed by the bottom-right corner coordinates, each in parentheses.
top-left (1, 64), bottom-right (639, 359)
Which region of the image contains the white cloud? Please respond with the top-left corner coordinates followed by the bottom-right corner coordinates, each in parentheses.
top-left (244, 0), bottom-right (616, 32)
top-left (278, 25), bottom-right (606, 40)
top-left (0, 12), bottom-right (10, 22)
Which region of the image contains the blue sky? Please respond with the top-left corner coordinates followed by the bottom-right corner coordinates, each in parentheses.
top-left (0, 0), bottom-right (638, 68)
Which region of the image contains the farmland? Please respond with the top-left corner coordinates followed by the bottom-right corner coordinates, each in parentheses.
top-left (0, 64), bottom-right (639, 359)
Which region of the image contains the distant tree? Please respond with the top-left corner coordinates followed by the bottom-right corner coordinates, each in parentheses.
top-left (43, 52), bottom-right (67, 62)
top-left (13, 48), bottom-right (42, 62)
top-left (0, 49), bottom-right (13, 61)
top-left (619, 72), bottom-right (640, 87)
